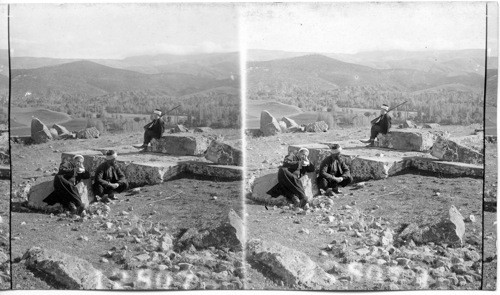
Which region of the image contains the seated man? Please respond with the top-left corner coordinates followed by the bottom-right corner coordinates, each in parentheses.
top-left (267, 147), bottom-right (315, 207)
top-left (361, 104), bottom-right (392, 147)
top-left (134, 109), bottom-right (165, 149)
top-left (317, 144), bottom-right (352, 194)
top-left (43, 154), bottom-right (90, 214)
top-left (93, 150), bottom-right (128, 202)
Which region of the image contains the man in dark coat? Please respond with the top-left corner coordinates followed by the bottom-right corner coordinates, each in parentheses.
top-left (317, 144), bottom-right (352, 194)
top-left (361, 104), bottom-right (392, 147)
top-left (93, 150), bottom-right (128, 202)
top-left (267, 147), bottom-right (315, 207)
top-left (43, 154), bottom-right (90, 214)
top-left (134, 109), bottom-right (165, 149)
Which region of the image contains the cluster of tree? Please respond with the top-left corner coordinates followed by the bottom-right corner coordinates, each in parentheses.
top-left (250, 85), bottom-right (483, 125)
top-left (13, 89), bottom-right (241, 130)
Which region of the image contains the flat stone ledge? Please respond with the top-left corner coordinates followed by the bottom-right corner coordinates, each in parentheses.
top-left (287, 143), bottom-right (483, 180)
top-left (411, 158), bottom-right (484, 178)
top-left (184, 162), bottom-right (243, 180)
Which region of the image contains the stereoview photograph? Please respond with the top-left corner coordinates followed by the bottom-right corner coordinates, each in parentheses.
top-left (244, 2), bottom-right (496, 291)
top-left (9, 3), bottom-right (243, 290)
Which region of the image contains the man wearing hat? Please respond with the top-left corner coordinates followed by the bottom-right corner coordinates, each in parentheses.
top-left (267, 147), bottom-right (316, 207)
top-left (317, 144), bottom-right (352, 194)
top-left (93, 150), bottom-right (128, 202)
top-left (134, 109), bottom-right (165, 149)
top-left (43, 154), bottom-right (90, 214)
top-left (361, 104), bottom-right (392, 147)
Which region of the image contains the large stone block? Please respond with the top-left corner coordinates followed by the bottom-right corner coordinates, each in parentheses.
top-left (23, 247), bottom-right (114, 289)
top-left (76, 127), bottom-right (100, 139)
top-left (62, 150), bottom-right (189, 186)
top-left (431, 136), bottom-right (483, 165)
top-left (124, 160), bottom-right (186, 186)
top-left (150, 134), bottom-right (214, 156)
top-left (288, 144), bottom-right (332, 168)
top-left (247, 239), bottom-right (336, 289)
top-left (52, 124), bottom-right (72, 136)
top-left (340, 153), bottom-right (408, 181)
top-left (305, 121), bottom-right (328, 133)
top-left (249, 172), bottom-right (278, 203)
top-left (27, 179), bottom-right (94, 210)
top-left (281, 117), bottom-right (299, 128)
top-left (289, 144), bottom-right (408, 181)
top-left (376, 130), bottom-right (436, 152)
top-left (249, 170), bottom-right (316, 203)
top-left (260, 111), bottom-right (281, 136)
top-left (31, 117), bottom-right (52, 144)
top-left (184, 162), bottom-right (243, 180)
top-left (205, 140), bottom-right (242, 166)
top-left (411, 158), bottom-right (483, 178)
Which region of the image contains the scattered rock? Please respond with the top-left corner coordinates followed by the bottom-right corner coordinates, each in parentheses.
top-left (260, 111), bottom-right (281, 136)
top-left (22, 247), bottom-right (113, 289)
top-left (76, 127), bottom-right (100, 139)
top-left (305, 121), bottom-right (328, 133)
top-left (247, 239), bottom-right (336, 289)
top-left (31, 117), bottom-right (53, 144)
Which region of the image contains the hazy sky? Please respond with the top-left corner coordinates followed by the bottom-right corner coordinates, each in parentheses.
top-left (0, 5), bottom-right (6, 50)
top-left (10, 3), bottom-right (238, 59)
top-left (244, 2), bottom-right (489, 54)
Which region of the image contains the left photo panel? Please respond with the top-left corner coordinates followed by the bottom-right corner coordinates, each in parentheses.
top-left (9, 3), bottom-right (243, 290)
top-left (0, 4), bottom-right (10, 290)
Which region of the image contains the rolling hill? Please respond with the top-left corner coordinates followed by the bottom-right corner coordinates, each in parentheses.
top-left (11, 51), bottom-right (239, 80)
top-left (247, 54), bottom-right (484, 93)
top-left (10, 60), bottom-right (239, 101)
top-left (248, 49), bottom-right (486, 76)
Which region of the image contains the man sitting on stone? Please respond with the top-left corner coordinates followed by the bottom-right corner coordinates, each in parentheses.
top-left (134, 109), bottom-right (165, 149)
top-left (361, 104), bottom-right (392, 147)
top-left (93, 150), bottom-right (128, 202)
top-left (43, 154), bottom-right (90, 215)
top-left (267, 147), bottom-right (316, 207)
top-left (317, 144), bottom-right (352, 195)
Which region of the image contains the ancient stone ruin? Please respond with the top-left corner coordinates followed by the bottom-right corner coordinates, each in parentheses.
top-left (29, 117), bottom-right (99, 144)
top-left (259, 110), bottom-right (327, 136)
top-left (28, 134), bottom-right (243, 210)
top-left (249, 129), bottom-right (483, 205)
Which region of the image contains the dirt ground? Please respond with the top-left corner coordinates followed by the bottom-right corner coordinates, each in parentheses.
top-left (483, 141), bottom-right (497, 290)
top-left (10, 129), bottom-right (243, 290)
top-left (245, 125), bottom-right (489, 290)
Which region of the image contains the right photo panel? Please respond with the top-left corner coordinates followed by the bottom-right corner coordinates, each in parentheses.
top-left (244, 2), bottom-right (491, 291)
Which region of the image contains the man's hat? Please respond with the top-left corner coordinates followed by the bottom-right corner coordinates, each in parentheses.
top-left (298, 147), bottom-right (309, 154)
top-left (330, 144), bottom-right (342, 154)
top-left (106, 150), bottom-right (117, 160)
top-left (153, 109), bottom-right (162, 116)
top-left (73, 154), bottom-right (84, 161)
top-left (381, 104), bottom-right (389, 111)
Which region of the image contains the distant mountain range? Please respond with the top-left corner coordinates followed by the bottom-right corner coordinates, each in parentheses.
top-left (247, 53), bottom-right (485, 93)
top-left (10, 59), bottom-right (238, 100)
top-left (3, 48), bottom-right (498, 103)
top-left (248, 49), bottom-right (496, 73)
top-left (10, 51), bottom-right (239, 79)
